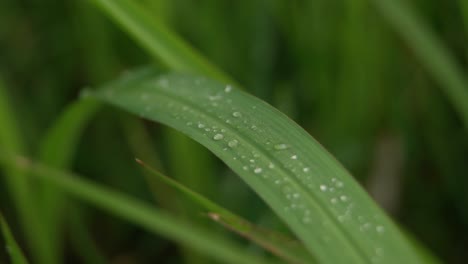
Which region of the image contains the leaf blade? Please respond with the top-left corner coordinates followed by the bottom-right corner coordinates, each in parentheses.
top-left (0, 155), bottom-right (273, 264)
top-left (136, 158), bottom-right (315, 264)
top-left (0, 214), bottom-right (29, 264)
top-left (91, 69), bottom-right (423, 264)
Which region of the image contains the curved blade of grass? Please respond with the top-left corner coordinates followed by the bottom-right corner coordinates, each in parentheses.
top-left (88, 0), bottom-right (232, 84)
top-left (0, 154), bottom-right (273, 264)
top-left (372, 0), bottom-right (468, 130)
top-left (90, 68), bottom-right (423, 264)
top-left (0, 214), bottom-right (29, 264)
top-left (0, 77), bottom-right (52, 264)
top-left (35, 99), bottom-right (101, 264)
top-left (136, 158), bottom-right (314, 264)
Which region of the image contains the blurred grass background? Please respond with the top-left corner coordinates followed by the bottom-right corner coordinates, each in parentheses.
top-left (0, 0), bottom-right (467, 263)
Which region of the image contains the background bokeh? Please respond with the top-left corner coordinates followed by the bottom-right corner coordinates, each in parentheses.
top-left (1, 0), bottom-right (467, 263)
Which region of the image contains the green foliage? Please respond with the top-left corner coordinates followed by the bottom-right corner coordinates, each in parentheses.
top-left (90, 69), bottom-right (423, 264)
top-left (0, 214), bottom-right (29, 264)
top-left (0, 0), bottom-right (466, 263)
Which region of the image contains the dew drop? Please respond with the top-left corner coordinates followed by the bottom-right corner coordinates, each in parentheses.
top-left (232, 112), bottom-right (242, 117)
top-left (303, 167), bottom-right (310, 172)
top-left (268, 163), bottom-right (275, 169)
top-left (340, 195), bottom-right (348, 202)
top-left (141, 93), bottom-right (149, 100)
top-left (213, 134), bottom-right (224, 140)
top-left (320, 185), bottom-right (327, 191)
top-left (274, 144), bottom-right (289, 150)
top-left (254, 168), bottom-right (263, 174)
top-left (209, 95), bottom-right (222, 101)
top-left (228, 140), bottom-right (238, 148)
top-left (331, 198), bottom-right (338, 204)
top-left (224, 85), bottom-right (232, 93)
top-left (376, 225), bottom-right (385, 233)
top-left (291, 155), bottom-right (298, 160)
top-left (198, 123), bottom-right (205, 128)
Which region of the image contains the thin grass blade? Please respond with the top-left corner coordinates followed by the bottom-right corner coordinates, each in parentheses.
top-left (0, 154), bottom-right (273, 264)
top-left (372, 0), bottom-right (468, 130)
top-left (89, 0), bottom-right (232, 83)
top-left (136, 158), bottom-right (314, 264)
top-left (0, 214), bottom-right (29, 264)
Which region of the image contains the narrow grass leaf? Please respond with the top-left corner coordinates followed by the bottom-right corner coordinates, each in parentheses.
top-left (35, 99), bottom-right (101, 264)
top-left (89, 0), bottom-right (232, 83)
top-left (90, 68), bottom-right (423, 264)
top-left (0, 78), bottom-right (52, 264)
top-left (136, 158), bottom-right (314, 264)
top-left (0, 155), bottom-right (273, 264)
top-left (372, 0), bottom-right (468, 130)
top-left (0, 214), bottom-right (29, 264)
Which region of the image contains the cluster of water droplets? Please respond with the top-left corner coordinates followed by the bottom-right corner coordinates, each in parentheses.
top-left (128, 76), bottom-right (391, 262)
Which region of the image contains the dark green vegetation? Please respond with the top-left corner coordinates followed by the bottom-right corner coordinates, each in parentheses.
top-left (1, 0), bottom-right (467, 263)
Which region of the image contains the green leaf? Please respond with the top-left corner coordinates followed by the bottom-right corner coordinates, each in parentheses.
top-left (136, 158), bottom-right (315, 264)
top-left (90, 68), bottom-right (424, 264)
top-left (0, 155), bottom-right (272, 264)
top-left (0, 214), bottom-right (29, 264)
top-left (372, 0), bottom-right (468, 131)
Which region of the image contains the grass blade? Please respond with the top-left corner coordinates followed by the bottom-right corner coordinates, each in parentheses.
top-left (0, 214), bottom-right (29, 264)
top-left (372, 0), bottom-right (468, 130)
top-left (0, 154), bottom-right (273, 264)
top-left (136, 158), bottom-right (315, 264)
top-left (0, 77), bottom-right (51, 264)
top-left (89, 0), bottom-right (232, 83)
top-left (90, 68), bottom-right (423, 264)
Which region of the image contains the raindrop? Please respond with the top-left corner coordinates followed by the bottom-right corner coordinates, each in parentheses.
top-left (274, 144), bottom-right (289, 150)
top-left (158, 79), bottom-right (169, 87)
top-left (268, 163), bottom-right (275, 169)
top-left (198, 123), bottom-right (205, 128)
top-left (254, 168), bottom-right (263, 174)
top-left (232, 111), bottom-right (242, 117)
top-left (376, 225), bottom-right (385, 234)
top-left (228, 140), bottom-right (238, 148)
top-left (291, 155), bottom-right (298, 160)
top-left (213, 134), bottom-right (224, 140)
top-left (340, 195), bottom-right (348, 202)
top-left (375, 248), bottom-right (384, 256)
top-left (320, 185), bottom-right (327, 191)
top-left (209, 95), bottom-right (222, 101)
top-left (141, 93), bottom-right (149, 100)
top-left (224, 85), bottom-right (232, 93)
top-left (303, 167), bottom-right (310, 172)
